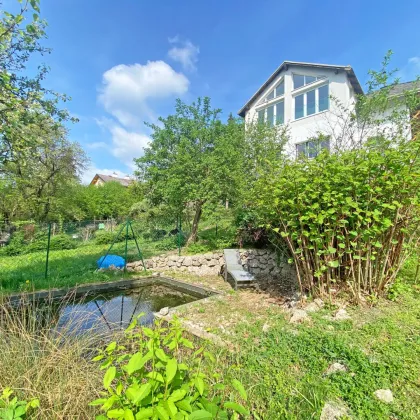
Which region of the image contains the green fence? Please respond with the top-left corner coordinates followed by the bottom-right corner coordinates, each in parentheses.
top-left (0, 218), bottom-right (187, 293)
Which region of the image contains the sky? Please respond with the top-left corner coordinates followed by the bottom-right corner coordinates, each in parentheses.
top-left (22, 0), bottom-right (420, 183)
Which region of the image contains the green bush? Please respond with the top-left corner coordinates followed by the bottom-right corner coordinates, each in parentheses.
top-left (0, 388), bottom-right (39, 419)
top-left (90, 316), bottom-right (248, 419)
top-left (154, 235), bottom-right (185, 252)
top-left (254, 140), bottom-right (420, 300)
top-left (94, 230), bottom-right (120, 245)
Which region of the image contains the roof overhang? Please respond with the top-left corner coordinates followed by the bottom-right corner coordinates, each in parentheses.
top-left (238, 61), bottom-right (364, 118)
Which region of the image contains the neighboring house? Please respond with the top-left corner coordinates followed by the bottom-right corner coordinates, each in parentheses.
top-left (238, 61), bottom-right (417, 157)
top-left (90, 173), bottom-right (133, 187)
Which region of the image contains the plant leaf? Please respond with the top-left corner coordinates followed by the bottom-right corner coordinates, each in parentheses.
top-left (165, 358), bottom-right (177, 384)
top-left (103, 366), bottom-right (116, 389)
top-left (232, 379), bottom-right (248, 401)
top-left (224, 401), bottom-right (249, 415)
top-left (188, 410), bottom-right (213, 420)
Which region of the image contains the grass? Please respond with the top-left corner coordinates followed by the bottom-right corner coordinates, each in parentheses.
top-left (0, 238), bottom-right (172, 294)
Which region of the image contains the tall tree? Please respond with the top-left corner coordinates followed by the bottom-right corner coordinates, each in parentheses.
top-left (0, 0), bottom-right (75, 172)
top-left (136, 97), bottom-right (247, 244)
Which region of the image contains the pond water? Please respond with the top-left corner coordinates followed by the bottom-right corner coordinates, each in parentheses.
top-left (7, 284), bottom-right (198, 335)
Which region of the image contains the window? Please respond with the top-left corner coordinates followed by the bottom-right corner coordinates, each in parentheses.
top-left (295, 94), bottom-right (304, 119)
top-left (293, 74), bottom-right (325, 90)
top-left (293, 74), bottom-right (305, 89)
top-left (294, 84), bottom-right (329, 120)
top-left (296, 137), bottom-right (330, 158)
top-left (263, 79), bottom-right (285, 103)
top-left (319, 84), bottom-right (329, 111)
top-left (307, 89), bottom-right (316, 116)
top-left (257, 99), bottom-right (284, 126)
top-left (266, 105), bottom-right (274, 126)
top-left (276, 101), bottom-right (284, 124)
top-left (275, 81), bottom-right (284, 97)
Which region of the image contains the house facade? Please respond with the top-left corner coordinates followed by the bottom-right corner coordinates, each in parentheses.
top-left (238, 61), bottom-right (415, 157)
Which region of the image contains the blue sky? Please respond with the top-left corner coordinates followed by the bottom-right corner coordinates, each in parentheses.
top-left (29, 0), bottom-right (420, 182)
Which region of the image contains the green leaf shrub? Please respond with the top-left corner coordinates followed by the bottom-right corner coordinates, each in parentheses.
top-left (91, 316), bottom-right (248, 419)
top-left (0, 388), bottom-right (39, 420)
top-left (254, 140), bottom-right (420, 300)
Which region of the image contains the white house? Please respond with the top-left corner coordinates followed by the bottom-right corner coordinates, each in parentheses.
top-left (238, 61), bottom-right (417, 157)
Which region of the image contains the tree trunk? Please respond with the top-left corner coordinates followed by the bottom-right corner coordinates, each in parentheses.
top-left (187, 201), bottom-right (203, 245)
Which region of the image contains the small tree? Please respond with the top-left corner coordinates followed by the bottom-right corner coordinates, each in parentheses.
top-left (136, 98), bottom-right (246, 244)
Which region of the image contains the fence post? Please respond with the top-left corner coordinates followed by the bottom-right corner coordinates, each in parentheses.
top-left (178, 215), bottom-right (182, 256)
top-left (45, 223), bottom-right (52, 280)
top-left (124, 220), bottom-right (129, 273)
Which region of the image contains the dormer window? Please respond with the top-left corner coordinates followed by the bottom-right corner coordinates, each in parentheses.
top-left (293, 74), bottom-right (326, 90)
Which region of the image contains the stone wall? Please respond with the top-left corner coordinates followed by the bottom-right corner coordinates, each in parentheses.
top-left (126, 249), bottom-right (295, 282)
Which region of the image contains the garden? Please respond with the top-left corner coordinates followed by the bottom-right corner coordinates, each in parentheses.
top-left (1, 1), bottom-right (420, 419)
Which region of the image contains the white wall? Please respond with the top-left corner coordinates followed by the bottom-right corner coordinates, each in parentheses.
top-left (245, 65), bottom-right (357, 154)
top-left (244, 65), bottom-right (412, 154)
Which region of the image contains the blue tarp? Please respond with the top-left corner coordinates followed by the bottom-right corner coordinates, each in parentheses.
top-left (97, 254), bottom-right (125, 269)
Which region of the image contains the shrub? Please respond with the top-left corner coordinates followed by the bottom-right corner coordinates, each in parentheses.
top-left (91, 316), bottom-right (248, 419)
top-left (154, 235), bottom-right (186, 252)
top-left (0, 388), bottom-right (39, 419)
top-left (95, 230), bottom-right (120, 245)
top-left (254, 141), bottom-right (420, 301)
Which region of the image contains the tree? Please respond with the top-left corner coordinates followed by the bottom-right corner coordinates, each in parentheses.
top-left (0, 120), bottom-right (87, 221)
top-left (0, 0), bottom-right (75, 172)
top-left (136, 97), bottom-right (247, 244)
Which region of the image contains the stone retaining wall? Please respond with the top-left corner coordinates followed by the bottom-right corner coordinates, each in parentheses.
top-left (126, 249), bottom-right (295, 282)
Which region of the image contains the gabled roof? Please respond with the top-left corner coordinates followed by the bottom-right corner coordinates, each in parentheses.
top-left (238, 61), bottom-right (364, 117)
top-left (387, 80), bottom-right (420, 97)
top-left (90, 173), bottom-right (133, 187)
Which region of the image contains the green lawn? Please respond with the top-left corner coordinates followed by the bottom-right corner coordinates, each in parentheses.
top-left (0, 239), bottom-right (165, 294)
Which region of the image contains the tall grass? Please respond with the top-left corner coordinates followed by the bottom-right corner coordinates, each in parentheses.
top-left (0, 297), bottom-right (106, 419)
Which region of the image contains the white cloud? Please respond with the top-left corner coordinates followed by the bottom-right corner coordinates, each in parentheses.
top-left (81, 165), bottom-right (128, 185)
top-left (98, 60), bottom-right (189, 127)
top-left (397, 56), bottom-right (420, 82)
top-left (108, 124), bottom-right (150, 169)
top-left (168, 36), bottom-right (199, 72)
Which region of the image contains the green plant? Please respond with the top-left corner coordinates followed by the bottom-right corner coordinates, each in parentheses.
top-left (154, 235), bottom-right (186, 252)
top-left (0, 388), bottom-right (39, 420)
top-left (91, 316), bottom-right (249, 419)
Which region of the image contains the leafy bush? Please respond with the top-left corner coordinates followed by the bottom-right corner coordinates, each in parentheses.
top-left (154, 235), bottom-right (186, 252)
top-left (91, 316), bottom-right (248, 419)
top-left (254, 140), bottom-right (420, 300)
top-left (0, 388), bottom-right (39, 419)
top-left (95, 231), bottom-right (120, 245)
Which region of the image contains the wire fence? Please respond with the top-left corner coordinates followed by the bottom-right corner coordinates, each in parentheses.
top-left (0, 218), bottom-right (187, 290)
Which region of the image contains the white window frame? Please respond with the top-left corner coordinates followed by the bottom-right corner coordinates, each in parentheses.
top-left (293, 82), bottom-right (329, 120)
top-left (256, 97), bottom-right (285, 126)
top-left (292, 73), bottom-right (326, 91)
top-left (296, 137), bottom-right (330, 158)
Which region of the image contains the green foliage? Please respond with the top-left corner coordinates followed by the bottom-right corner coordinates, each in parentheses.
top-left (95, 231), bottom-right (123, 245)
top-left (0, 388), bottom-right (39, 420)
top-left (154, 235), bottom-right (186, 252)
top-left (91, 316), bottom-right (248, 419)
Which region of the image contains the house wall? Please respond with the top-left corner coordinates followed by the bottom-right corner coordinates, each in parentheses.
top-left (245, 66), bottom-right (357, 153)
top-left (244, 64), bottom-right (412, 153)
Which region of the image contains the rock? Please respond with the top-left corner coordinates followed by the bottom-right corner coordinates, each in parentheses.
top-left (289, 309), bottom-right (308, 324)
top-left (152, 272), bottom-right (160, 277)
top-left (208, 259), bottom-right (218, 267)
top-left (334, 308), bottom-right (351, 321)
top-left (320, 400), bottom-right (349, 420)
top-left (183, 256), bottom-right (192, 266)
top-left (305, 302), bottom-right (321, 313)
top-left (374, 389), bottom-right (393, 403)
top-left (262, 323), bottom-right (270, 332)
top-left (159, 307), bottom-right (169, 316)
top-left (325, 363), bottom-right (347, 375)
top-left (314, 298), bottom-right (324, 307)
